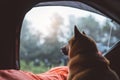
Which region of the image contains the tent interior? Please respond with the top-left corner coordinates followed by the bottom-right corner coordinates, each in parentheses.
top-left (0, 0), bottom-right (120, 78)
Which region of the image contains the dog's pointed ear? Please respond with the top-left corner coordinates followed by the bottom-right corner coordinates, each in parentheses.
top-left (74, 25), bottom-right (82, 38)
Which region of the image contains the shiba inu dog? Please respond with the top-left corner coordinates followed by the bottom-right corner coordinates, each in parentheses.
top-left (61, 26), bottom-right (119, 80)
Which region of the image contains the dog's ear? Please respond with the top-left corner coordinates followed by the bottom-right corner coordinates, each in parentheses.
top-left (74, 25), bottom-right (82, 38)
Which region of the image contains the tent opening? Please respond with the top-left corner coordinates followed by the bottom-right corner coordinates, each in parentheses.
top-left (20, 1), bottom-right (120, 73)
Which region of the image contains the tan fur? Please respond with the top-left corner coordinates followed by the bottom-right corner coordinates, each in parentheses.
top-left (62, 26), bottom-right (119, 80)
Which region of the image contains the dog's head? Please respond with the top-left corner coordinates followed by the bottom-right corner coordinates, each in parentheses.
top-left (61, 25), bottom-right (98, 58)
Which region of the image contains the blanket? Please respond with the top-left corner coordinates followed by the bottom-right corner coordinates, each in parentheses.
top-left (0, 66), bottom-right (68, 80)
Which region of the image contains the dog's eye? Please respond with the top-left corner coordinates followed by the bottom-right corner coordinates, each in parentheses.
top-left (68, 39), bottom-right (76, 46)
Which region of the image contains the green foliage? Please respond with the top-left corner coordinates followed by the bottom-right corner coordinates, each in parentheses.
top-left (20, 60), bottom-right (50, 73)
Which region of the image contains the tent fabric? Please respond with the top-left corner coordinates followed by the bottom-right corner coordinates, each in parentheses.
top-left (35, 0), bottom-right (120, 24)
top-left (35, 1), bottom-right (104, 16)
top-left (0, 66), bottom-right (68, 80)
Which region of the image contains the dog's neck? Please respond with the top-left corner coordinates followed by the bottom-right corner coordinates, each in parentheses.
top-left (69, 49), bottom-right (98, 58)
top-left (69, 50), bottom-right (109, 67)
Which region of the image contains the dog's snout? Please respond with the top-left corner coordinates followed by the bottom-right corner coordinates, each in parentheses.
top-left (61, 46), bottom-right (69, 55)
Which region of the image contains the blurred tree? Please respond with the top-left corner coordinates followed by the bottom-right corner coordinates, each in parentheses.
top-left (102, 20), bottom-right (120, 47)
top-left (20, 13), bottom-right (66, 66)
top-left (76, 15), bottom-right (100, 40)
top-left (20, 13), bottom-right (120, 73)
top-left (20, 19), bottom-right (42, 63)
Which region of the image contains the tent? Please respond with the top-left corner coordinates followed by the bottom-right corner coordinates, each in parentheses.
top-left (0, 0), bottom-right (120, 78)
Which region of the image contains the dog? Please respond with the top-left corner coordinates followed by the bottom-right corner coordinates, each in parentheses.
top-left (61, 26), bottom-right (119, 80)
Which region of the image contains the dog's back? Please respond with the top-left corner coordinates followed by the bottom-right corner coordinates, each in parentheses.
top-left (62, 26), bottom-right (119, 80)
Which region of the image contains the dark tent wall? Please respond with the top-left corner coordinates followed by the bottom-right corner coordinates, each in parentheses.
top-left (105, 41), bottom-right (120, 78)
top-left (0, 0), bottom-right (120, 71)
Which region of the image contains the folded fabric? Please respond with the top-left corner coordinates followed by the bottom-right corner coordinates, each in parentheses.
top-left (0, 66), bottom-right (68, 80)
